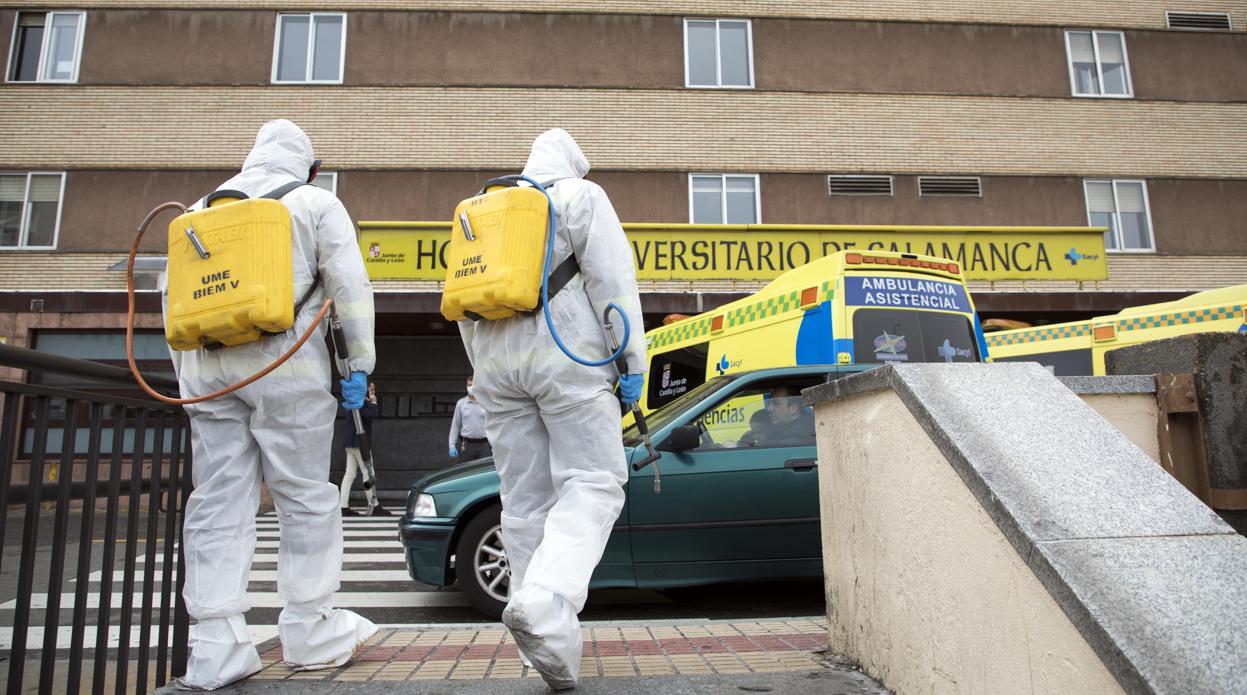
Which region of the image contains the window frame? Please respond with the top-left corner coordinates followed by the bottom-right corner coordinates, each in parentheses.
top-left (687, 173), bottom-right (761, 225)
top-left (683, 18), bottom-right (755, 89)
top-left (0, 171), bottom-right (65, 250)
top-left (1063, 29), bottom-right (1133, 99)
top-left (1082, 178), bottom-right (1155, 253)
top-left (271, 12), bottom-right (348, 85)
top-left (690, 377), bottom-right (821, 452)
top-left (5, 10), bottom-right (87, 84)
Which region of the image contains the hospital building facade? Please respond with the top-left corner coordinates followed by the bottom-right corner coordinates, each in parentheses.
top-left (2, 1), bottom-right (1244, 494)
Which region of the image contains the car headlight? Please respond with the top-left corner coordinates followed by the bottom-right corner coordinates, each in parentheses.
top-left (407, 493), bottom-right (437, 518)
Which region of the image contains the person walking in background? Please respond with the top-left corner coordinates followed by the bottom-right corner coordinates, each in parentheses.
top-left (448, 375), bottom-right (491, 462)
top-left (340, 381), bottom-right (388, 515)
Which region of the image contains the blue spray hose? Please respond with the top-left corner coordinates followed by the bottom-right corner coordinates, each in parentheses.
top-left (521, 176), bottom-right (631, 368)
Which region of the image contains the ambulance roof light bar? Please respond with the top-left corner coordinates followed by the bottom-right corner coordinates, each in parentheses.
top-left (844, 252), bottom-right (960, 276)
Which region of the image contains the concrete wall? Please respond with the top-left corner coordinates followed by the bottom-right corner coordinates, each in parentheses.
top-left (19, 10), bottom-right (1247, 101)
top-left (1069, 389), bottom-right (1161, 464)
top-left (49, 169), bottom-right (1247, 253)
top-left (806, 363), bottom-right (1247, 694)
top-left (12, 2), bottom-right (1247, 32)
top-left (1106, 334), bottom-right (1247, 492)
top-left (815, 388), bottom-right (1123, 694)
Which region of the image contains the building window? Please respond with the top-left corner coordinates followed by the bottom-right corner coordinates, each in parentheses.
top-left (1084, 180), bottom-right (1153, 252)
top-left (690, 175), bottom-right (759, 224)
top-left (0, 172), bottom-right (65, 249)
top-left (6, 11), bottom-right (85, 83)
top-left (310, 171), bottom-right (337, 195)
top-left (684, 19), bottom-right (753, 88)
top-left (1065, 30), bottom-right (1132, 98)
top-left (273, 13), bottom-right (346, 84)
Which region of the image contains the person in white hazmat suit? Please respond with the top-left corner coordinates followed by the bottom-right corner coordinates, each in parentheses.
top-left (458, 128), bottom-right (647, 691)
top-left (167, 120), bottom-right (378, 689)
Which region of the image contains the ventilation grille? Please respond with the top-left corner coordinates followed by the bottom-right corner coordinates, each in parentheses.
top-left (1166, 11), bottom-right (1232, 30)
top-left (918, 176), bottom-right (982, 197)
top-left (827, 175), bottom-right (893, 196)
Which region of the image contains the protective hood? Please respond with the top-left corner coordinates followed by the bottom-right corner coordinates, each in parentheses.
top-left (521, 129), bottom-right (590, 183)
top-left (241, 119), bottom-right (316, 181)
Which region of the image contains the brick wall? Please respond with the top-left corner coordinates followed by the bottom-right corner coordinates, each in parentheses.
top-left (2, 87), bottom-right (1245, 177)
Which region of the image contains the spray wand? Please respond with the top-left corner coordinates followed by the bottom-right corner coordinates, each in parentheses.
top-left (327, 305), bottom-right (382, 514)
top-left (603, 309), bottom-right (661, 494)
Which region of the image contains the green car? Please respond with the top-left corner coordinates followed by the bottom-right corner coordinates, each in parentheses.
top-left (399, 365), bottom-right (867, 618)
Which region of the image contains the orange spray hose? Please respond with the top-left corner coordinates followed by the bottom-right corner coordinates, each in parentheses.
top-left (125, 201), bottom-right (333, 405)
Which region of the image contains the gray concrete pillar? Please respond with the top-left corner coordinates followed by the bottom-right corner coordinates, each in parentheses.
top-left (1105, 333), bottom-right (1247, 532)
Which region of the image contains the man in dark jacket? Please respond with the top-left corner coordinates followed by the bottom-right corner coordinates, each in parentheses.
top-left (761, 384), bottom-right (816, 446)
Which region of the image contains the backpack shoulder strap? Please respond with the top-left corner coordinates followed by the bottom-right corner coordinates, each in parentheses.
top-left (258, 180), bottom-right (319, 335)
top-left (260, 180), bottom-right (311, 200)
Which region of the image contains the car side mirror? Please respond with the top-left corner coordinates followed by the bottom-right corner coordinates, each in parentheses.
top-left (659, 425), bottom-right (700, 452)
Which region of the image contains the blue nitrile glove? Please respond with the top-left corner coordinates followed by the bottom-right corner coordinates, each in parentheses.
top-left (449, 447), bottom-right (459, 458)
top-left (618, 373), bottom-right (644, 408)
top-left (340, 371), bottom-right (368, 411)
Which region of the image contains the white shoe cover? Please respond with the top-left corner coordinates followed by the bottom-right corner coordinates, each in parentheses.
top-left (503, 586), bottom-right (581, 690)
top-left (177, 615), bottom-right (261, 690)
top-left (279, 599), bottom-right (378, 671)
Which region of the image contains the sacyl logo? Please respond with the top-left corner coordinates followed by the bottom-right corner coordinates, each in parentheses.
top-left (715, 355), bottom-right (742, 376)
top-left (1065, 248), bottom-right (1100, 266)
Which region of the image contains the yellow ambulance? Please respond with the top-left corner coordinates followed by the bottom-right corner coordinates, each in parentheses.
top-left (987, 284), bottom-right (1247, 376)
top-left (639, 250), bottom-right (988, 415)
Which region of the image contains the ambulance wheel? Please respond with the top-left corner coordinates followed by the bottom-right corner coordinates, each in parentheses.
top-left (456, 503), bottom-right (509, 620)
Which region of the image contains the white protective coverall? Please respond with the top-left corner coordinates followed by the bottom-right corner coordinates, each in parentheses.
top-left (168, 120), bottom-right (377, 688)
top-left (458, 129), bottom-right (646, 689)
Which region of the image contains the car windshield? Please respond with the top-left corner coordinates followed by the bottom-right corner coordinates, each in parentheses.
top-left (623, 375), bottom-right (734, 446)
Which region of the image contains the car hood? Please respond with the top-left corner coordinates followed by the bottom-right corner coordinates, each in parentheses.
top-left (412, 442), bottom-right (640, 495)
top-left (414, 458), bottom-right (499, 494)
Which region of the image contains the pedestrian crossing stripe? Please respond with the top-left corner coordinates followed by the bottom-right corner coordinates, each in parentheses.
top-left (255, 540), bottom-right (396, 549)
top-left (3, 514), bottom-right (481, 654)
top-left (1, 591), bottom-right (464, 610)
top-left (986, 302), bottom-right (1243, 348)
top-left (90, 569), bottom-right (413, 583)
top-left (646, 281), bottom-right (834, 351)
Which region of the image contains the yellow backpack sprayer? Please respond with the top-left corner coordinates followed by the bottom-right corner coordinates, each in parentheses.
top-left (126, 180), bottom-right (383, 511)
top-left (442, 175), bottom-right (662, 492)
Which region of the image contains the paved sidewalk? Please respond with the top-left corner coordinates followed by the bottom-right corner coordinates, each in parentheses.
top-left (158, 618), bottom-right (889, 693)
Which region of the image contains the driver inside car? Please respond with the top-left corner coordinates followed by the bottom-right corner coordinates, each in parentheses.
top-left (758, 385), bottom-right (815, 446)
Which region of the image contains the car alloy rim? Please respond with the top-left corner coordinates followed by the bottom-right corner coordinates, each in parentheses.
top-left (474, 524), bottom-right (510, 603)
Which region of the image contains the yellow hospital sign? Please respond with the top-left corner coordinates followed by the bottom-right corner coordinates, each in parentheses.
top-left (359, 222), bottom-right (1109, 282)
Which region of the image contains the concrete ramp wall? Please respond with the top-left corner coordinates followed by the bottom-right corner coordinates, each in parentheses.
top-left (804, 363), bottom-right (1247, 695)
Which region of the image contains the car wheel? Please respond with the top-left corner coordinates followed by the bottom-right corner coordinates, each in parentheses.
top-left (454, 503), bottom-right (509, 620)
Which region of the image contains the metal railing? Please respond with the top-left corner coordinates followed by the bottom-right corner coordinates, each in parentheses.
top-left (0, 342), bottom-right (190, 695)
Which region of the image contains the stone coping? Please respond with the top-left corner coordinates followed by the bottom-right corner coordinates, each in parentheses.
top-left (1058, 375), bottom-right (1157, 394)
top-left (803, 368), bottom-right (1162, 403)
top-left (804, 363), bottom-right (1247, 695)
